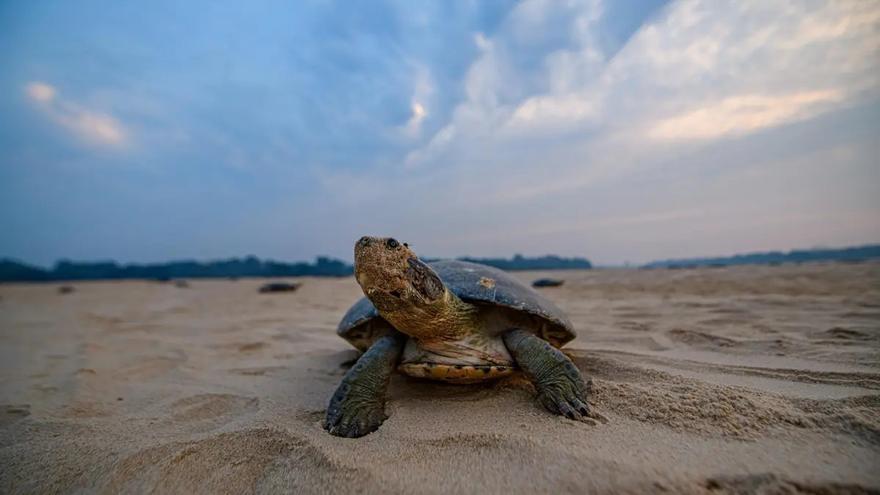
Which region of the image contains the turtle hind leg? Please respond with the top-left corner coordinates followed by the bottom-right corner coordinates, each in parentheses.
top-left (502, 328), bottom-right (590, 421)
top-left (325, 331), bottom-right (406, 438)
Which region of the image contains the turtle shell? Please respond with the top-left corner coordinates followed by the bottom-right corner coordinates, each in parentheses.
top-left (337, 260), bottom-right (575, 352)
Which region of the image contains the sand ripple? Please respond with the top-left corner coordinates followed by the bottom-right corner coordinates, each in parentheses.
top-left (107, 429), bottom-right (376, 494)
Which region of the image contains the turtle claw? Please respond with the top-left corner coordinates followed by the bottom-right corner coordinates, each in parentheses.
top-left (323, 391), bottom-right (387, 438)
top-left (556, 401), bottom-right (579, 420)
top-left (571, 397), bottom-right (590, 417)
top-left (538, 383), bottom-right (590, 423)
top-left (324, 405), bottom-right (386, 438)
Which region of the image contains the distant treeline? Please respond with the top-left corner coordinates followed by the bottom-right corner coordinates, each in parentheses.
top-left (0, 254), bottom-right (593, 282)
top-left (642, 244), bottom-right (880, 269)
top-left (0, 256), bottom-right (352, 282)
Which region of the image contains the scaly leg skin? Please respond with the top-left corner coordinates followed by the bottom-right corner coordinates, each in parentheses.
top-left (503, 328), bottom-right (591, 421)
top-left (325, 332), bottom-right (406, 438)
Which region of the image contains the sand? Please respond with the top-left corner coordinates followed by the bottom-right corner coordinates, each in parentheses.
top-left (1, 262), bottom-right (879, 494)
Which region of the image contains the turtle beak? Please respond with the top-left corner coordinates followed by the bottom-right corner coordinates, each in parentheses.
top-left (355, 271), bottom-right (369, 288)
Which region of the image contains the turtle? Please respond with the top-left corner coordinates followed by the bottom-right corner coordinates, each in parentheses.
top-left (324, 236), bottom-right (590, 438)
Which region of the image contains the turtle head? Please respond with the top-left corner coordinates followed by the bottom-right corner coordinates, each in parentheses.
top-left (354, 236), bottom-right (446, 314)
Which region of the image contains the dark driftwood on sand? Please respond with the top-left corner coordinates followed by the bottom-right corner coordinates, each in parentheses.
top-left (532, 278), bottom-right (564, 288)
top-left (259, 282), bottom-right (302, 293)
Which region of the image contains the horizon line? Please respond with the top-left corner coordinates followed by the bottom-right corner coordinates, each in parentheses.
top-left (3, 242), bottom-right (879, 270)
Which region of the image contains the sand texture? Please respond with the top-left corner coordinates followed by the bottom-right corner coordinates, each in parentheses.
top-left (1, 262), bottom-right (879, 494)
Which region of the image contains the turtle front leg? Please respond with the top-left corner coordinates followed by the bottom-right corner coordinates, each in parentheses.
top-left (502, 329), bottom-right (590, 420)
top-left (325, 332), bottom-right (406, 438)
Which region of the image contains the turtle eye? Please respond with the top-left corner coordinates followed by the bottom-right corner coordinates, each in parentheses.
top-left (386, 238), bottom-right (399, 249)
top-left (403, 243), bottom-right (409, 247)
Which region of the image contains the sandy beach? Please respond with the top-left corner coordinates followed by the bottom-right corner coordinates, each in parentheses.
top-left (1, 262), bottom-right (878, 494)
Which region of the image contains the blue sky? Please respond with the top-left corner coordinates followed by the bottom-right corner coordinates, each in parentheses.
top-left (1, 0), bottom-right (878, 266)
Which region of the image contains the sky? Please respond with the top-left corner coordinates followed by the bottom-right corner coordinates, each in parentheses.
top-left (1, 0), bottom-right (878, 266)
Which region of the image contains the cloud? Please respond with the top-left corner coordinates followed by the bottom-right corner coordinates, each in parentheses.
top-left (403, 1), bottom-right (607, 168)
top-left (60, 109), bottom-right (127, 145)
top-left (25, 82), bottom-right (56, 103)
top-left (404, 0), bottom-right (878, 168)
top-left (505, 92), bottom-right (600, 133)
top-left (24, 81), bottom-right (127, 146)
top-left (401, 66), bottom-right (434, 138)
top-left (404, 101), bottom-right (427, 133)
top-left (648, 89), bottom-right (844, 141)
top-left (330, 0), bottom-right (880, 263)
